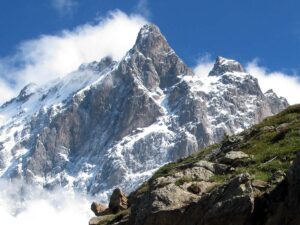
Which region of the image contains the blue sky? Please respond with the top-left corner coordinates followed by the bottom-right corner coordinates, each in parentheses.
top-left (1, 0), bottom-right (300, 70)
top-left (0, 0), bottom-right (300, 103)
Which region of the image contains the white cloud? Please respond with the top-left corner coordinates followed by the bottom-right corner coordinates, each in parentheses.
top-left (0, 80), bottom-right (15, 103)
top-left (246, 61), bottom-right (300, 105)
top-left (193, 55), bottom-right (214, 78)
top-left (193, 56), bottom-right (300, 105)
top-left (135, 0), bottom-right (151, 18)
top-left (0, 179), bottom-right (93, 225)
top-left (52, 0), bottom-right (78, 15)
top-left (0, 11), bottom-right (147, 104)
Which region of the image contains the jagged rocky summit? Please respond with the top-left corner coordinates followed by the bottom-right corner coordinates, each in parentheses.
top-left (0, 24), bottom-right (288, 200)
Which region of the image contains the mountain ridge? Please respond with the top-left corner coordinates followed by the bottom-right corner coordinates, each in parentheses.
top-left (0, 24), bottom-right (288, 201)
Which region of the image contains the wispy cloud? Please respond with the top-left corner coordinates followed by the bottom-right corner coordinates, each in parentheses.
top-left (193, 54), bottom-right (214, 78)
top-left (51, 0), bottom-right (78, 16)
top-left (0, 11), bottom-right (147, 104)
top-left (135, 0), bottom-right (151, 18)
top-left (194, 56), bottom-right (300, 105)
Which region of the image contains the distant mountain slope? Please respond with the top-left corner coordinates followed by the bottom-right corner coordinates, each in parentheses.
top-left (92, 104), bottom-right (300, 225)
top-left (0, 24), bottom-right (288, 200)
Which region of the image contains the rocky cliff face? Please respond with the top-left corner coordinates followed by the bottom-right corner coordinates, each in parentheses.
top-left (0, 24), bottom-right (288, 200)
top-left (90, 105), bottom-right (300, 225)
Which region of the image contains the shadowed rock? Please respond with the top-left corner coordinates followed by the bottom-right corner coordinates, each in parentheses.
top-left (109, 188), bottom-right (128, 213)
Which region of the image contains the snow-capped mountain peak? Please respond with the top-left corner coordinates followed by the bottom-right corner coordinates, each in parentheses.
top-left (134, 24), bottom-right (171, 55)
top-left (0, 24), bottom-right (289, 202)
top-left (209, 56), bottom-right (245, 76)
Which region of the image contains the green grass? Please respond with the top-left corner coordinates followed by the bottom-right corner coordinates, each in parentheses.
top-left (175, 176), bottom-right (193, 186)
top-left (210, 174), bottom-right (230, 183)
top-left (212, 105), bottom-right (300, 183)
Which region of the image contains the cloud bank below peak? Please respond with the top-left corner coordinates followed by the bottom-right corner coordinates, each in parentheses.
top-left (193, 56), bottom-right (300, 105)
top-left (0, 11), bottom-right (147, 104)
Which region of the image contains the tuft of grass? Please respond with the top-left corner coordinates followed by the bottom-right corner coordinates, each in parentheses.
top-left (210, 174), bottom-right (229, 183)
top-left (175, 177), bottom-right (193, 186)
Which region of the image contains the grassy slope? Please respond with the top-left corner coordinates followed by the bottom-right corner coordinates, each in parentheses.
top-left (139, 104), bottom-right (300, 192)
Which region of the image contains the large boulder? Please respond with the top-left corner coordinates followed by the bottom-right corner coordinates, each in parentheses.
top-left (218, 150), bottom-right (250, 165)
top-left (91, 202), bottom-right (109, 216)
top-left (109, 188), bottom-right (128, 213)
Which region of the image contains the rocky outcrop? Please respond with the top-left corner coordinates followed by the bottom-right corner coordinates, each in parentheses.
top-left (129, 169), bottom-right (254, 225)
top-left (178, 174), bottom-right (254, 225)
top-left (209, 56), bottom-right (245, 76)
top-left (217, 150), bottom-right (250, 165)
top-left (109, 188), bottom-right (128, 213)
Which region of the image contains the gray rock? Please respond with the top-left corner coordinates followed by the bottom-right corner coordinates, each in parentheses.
top-left (91, 202), bottom-right (108, 216)
top-left (109, 188), bottom-right (128, 213)
top-left (152, 183), bottom-right (199, 211)
top-left (174, 167), bottom-right (214, 181)
top-left (209, 56), bottom-right (244, 76)
top-left (185, 181), bottom-right (215, 195)
top-left (193, 160), bottom-right (229, 174)
top-left (129, 173), bottom-right (254, 225)
top-left (218, 151), bottom-right (250, 165)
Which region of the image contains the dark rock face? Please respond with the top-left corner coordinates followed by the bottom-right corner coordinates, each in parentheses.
top-left (250, 151), bottom-right (300, 225)
top-left (209, 56), bottom-right (244, 76)
top-left (109, 188), bottom-right (128, 213)
top-left (181, 174), bottom-right (254, 225)
top-left (0, 24), bottom-right (289, 200)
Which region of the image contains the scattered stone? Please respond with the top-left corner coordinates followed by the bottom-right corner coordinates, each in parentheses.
top-left (271, 170), bottom-right (285, 184)
top-left (186, 181), bottom-right (215, 195)
top-left (218, 151), bottom-right (250, 165)
top-left (109, 188), bottom-right (128, 213)
top-left (174, 166), bottom-right (214, 181)
top-left (252, 180), bottom-right (269, 191)
top-left (261, 126), bottom-right (275, 132)
top-left (193, 160), bottom-right (229, 174)
top-left (153, 176), bottom-right (177, 188)
top-left (151, 183), bottom-right (199, 211)
top-left (276, 123), bottom-right (290, 132)
top-left (219, 135), bottom-right (244, 153)
top-left (91, 202), bottom-right (108, 216)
